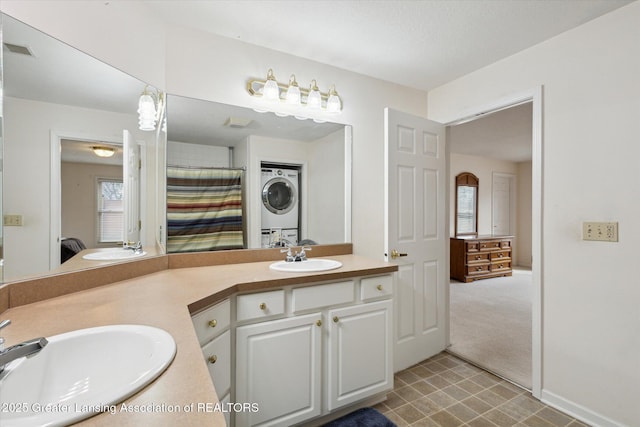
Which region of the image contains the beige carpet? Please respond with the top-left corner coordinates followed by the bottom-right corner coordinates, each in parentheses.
top-left (448, 268), bottom-right (532, 389)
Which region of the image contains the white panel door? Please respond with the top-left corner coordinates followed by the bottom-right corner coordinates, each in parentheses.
top-left (385, 108), bottom-right (447, 371)
top-left (123, 129), bottom-right (140, 244)
top-left (236, 313), bottom-right (322, 427)
top-left (492, 173), bottom-right (513, 236)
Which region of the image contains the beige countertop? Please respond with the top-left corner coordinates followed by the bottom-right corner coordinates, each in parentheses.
top-left (0, 253), bottom-right (396, 426)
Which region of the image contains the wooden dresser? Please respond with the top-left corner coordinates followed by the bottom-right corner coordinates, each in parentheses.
top-left (450, 235), bottom-right (513, 282)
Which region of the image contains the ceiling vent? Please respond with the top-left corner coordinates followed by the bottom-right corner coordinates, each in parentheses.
top-left (3, 42), bottom-right (35, 57)
top-left (224, 116), bottom-right (253, 128)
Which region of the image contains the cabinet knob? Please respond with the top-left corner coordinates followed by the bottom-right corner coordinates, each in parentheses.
top-left (208, 355), bottom-right (218, 364)
top-left (316, 319), bottom-right (322, 327)
top-left (208, 319), bottom-right (217, 328)
top-left (376, 284), bottom-right (383, 291)
top-left (333, 316), bottom-right (339, 323)
top-left (259, 303), bottom-right (267, 310)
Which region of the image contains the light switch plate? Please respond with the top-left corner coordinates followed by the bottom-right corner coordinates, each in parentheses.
top-left (3, 214), bottom-right (24, 226)
top-left (583, 221), bottom-right (618, 242)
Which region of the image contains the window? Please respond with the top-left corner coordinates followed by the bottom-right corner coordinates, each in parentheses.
top-left (97, 178), bottom-right (124, 243)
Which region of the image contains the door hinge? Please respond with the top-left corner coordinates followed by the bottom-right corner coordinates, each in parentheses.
top-left (139, 220), bottom-right (142, 230)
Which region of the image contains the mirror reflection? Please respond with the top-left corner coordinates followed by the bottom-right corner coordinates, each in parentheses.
top-left (455, 172), bottom-right (479, 236)
top-left (1, 13), bottom-right (162, 282)
top-left (164, 95), bottom-right (352, 252)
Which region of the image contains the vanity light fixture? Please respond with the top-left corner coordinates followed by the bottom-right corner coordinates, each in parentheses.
top-left (137, 85), bottom-right (165, 131)
top-left (247, 69), bottom-right (343, 117)
top-left (92, 146), bottom-right (116, 158)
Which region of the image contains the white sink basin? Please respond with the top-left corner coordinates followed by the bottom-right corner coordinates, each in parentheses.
top-left (269, 259), bottom-right (342, 272)
top-left (0, 325), bottom-right (176, 427)
top-left (82, 249), bottom-right (147, 261)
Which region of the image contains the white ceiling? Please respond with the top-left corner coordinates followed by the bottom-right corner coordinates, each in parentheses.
top-left (143, 0), bottom-right (633, 91)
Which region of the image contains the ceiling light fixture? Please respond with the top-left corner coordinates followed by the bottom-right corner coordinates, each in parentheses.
top-left (247, 69), bottom-right (343, 117)
top-left (92, 146), bottom-right (116, 158)
top-left (137, 85), bottom-right (165, 131)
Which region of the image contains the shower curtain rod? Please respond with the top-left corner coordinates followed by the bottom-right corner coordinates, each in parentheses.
top-left (167, 165), bottom-right (246, 171)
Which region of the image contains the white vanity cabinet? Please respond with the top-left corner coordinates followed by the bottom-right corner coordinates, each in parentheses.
top-left (191, 299), bottom-right (232, 426)
top-left (235, 274), bottom-right (394, 427)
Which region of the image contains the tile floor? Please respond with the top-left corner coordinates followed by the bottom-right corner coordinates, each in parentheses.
top-left (374, 352), bottom-right (589, 427)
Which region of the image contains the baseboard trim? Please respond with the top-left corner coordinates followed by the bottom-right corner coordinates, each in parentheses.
top-left (540, 390), bottom-right (623, 427)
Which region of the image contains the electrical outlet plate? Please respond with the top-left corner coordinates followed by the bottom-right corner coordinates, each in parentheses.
top-left (583, 221), bottom-right (618, 242)
top-left (3, 214), bottom-right (24, 226)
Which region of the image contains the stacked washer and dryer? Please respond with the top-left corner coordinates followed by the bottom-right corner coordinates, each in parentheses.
top-left (260, 165), bottom-right (300, 247)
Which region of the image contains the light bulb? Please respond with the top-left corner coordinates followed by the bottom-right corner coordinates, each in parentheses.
top-left (138, 93), bottom-right (157, 131)
top-left (326, 85), bottom-right (342, 113)
top-left (307, 79), bottom-right (321, 110)
top-left (286, 74), bottom-right (301, 105)
top-left (262, 69), bottom-right (280, 101)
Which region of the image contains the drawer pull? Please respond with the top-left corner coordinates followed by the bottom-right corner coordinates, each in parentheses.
top-left (476, 267), bottom-right (482, 271)
top-left (259, 303), bottom-right (267, 310)
top-left (316, 320), bottom-right (322, 327)
top-left (333, 316), bottom-right (339, 323)
top-left (376, 284), bottom-right (383, 291)
top-left (475, 255), bottom-right (481, 260)
top-left (208, 355), bottom-right (218, 364)
top-left (208, 319), bottom-right (217, 328)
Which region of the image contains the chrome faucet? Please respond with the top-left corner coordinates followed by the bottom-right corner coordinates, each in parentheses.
top-left (280, 246), bottom-right (312, 262)
top-left (123, 241), bottom-right (143, 254)
top-left (0, 320), bottom-right (49, 374)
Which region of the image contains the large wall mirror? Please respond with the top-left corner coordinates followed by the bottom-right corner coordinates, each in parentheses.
top-left (1, 13), bottom-right (163, 283)
top-left (0, 12), bottom-right (353, 284)
top-left (164, 95), bottom-right (352, 252)
top-left (455, 172), bottom-right (479, 236)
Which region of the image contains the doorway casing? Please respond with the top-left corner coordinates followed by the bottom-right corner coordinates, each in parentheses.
top-left (443, 86), bottom-right (543, 398)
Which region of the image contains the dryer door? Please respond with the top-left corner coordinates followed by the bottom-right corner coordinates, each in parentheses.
top-left (262, 177), bottom-right (297, 214)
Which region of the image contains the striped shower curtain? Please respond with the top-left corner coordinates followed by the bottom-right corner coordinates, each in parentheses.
top-left (166, 166), bottom-right (244, 253)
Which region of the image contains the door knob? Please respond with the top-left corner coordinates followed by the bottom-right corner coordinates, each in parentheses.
top-left (390, 249), bottom-right (408, 259)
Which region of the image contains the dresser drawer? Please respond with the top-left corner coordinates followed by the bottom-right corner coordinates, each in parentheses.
top-left (292, 281), bottom-right (354, 313)
top-left (201, 329), bottom-right (231, 397)
top-left (500, 239), bottom-right (512, 249)
top-left (467, 264), bottom-right (490, 275)
top-left (490, 250), bottom-right (511, 261)
top-left (237, 289), bottom-right (285, 322)
top-left (467, 252), bottom-right (490, 264)
top-left (479, 240), bottom-right (502, 251)
top-left (491, 261), bottom-right (512, 272)
top-left (192, 299), bottom-right (231, 345)
top-left (466, 242), bottom-right (480, 252)
top-left (361, 275), bottom-right (393, 301)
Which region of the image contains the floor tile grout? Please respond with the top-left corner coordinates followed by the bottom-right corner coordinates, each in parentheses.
top-left (374, 352), bottom-right (589, 427)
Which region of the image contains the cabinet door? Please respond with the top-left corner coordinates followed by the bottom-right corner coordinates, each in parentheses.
top-left (327, 300), bottom-right (393, 410)
top-left (236, 313), bottom-right (322, 427)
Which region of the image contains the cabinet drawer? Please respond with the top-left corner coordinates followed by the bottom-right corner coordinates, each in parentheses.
top-left (201, 329), bottom-right (231, 397)
top-left (192, 299), bottom-right (231, 345)
top-left (491, 250), bottom-right (511, 261)
top-left (237, 289), bottom-right (285, 322)
top-left (500, 239), bottom-right (512, 249)
top-left (361, 275), bottom-right (393, 301)
top-left (466, 242), bottom-right (479, 252)
top-left (467, 252), bottom-right (490, 264)
top-left (479, 240), bottom-right (502, 251)
top-left (292, 281), bottom-right (354, 313)
top-left (491, 261), bottom-right (512, 272)
top-left (467, 264), bottom-right (490, 275)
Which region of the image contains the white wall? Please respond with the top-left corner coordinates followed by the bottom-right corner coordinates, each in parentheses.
top-left (430, 2), bottom-right (640, 425)
top-left (167, 141), bottom-right (230, 168)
